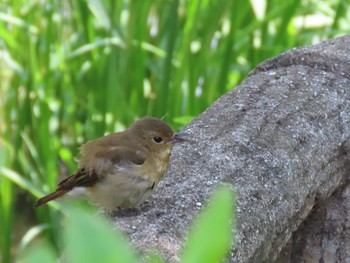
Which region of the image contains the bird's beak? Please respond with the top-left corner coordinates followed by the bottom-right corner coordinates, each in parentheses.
top-left (169, 132), bottom-right (189, 143)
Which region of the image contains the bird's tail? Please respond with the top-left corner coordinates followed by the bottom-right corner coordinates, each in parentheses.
top-left (34, 189), bottom-right (69, 207)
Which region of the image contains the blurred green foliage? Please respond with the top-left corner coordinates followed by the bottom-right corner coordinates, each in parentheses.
top-left (0, 0), bottom-right (349, 262)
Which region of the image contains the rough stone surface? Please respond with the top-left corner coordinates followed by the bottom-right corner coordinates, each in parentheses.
top-left (113, 35), bottom-right (350, 262)
top-left (276, 179), bottom-right (350, 263)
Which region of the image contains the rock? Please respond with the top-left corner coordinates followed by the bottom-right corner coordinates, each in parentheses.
top-left (276, 182), bottom-right (350, 263)
top-left (113, 35), bottom-right (350, 262)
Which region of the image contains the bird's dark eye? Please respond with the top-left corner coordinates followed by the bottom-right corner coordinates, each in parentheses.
top-left (153, 136), bottom-right (163, 143)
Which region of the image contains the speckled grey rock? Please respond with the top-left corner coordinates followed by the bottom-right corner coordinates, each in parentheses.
top-left (113, 35), bottom-right (350, 262)
top-left (276, 180), bottom-right (350, 263)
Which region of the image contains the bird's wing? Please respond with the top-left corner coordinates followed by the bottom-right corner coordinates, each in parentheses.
top-left (95, 146), bottom-right (146, 166)
top-left (56, 147), bottom-right (146, 190)
top-left (57, 167), bottom-right (98, 190)
top-left (34, 168), bottom-right (97, 207)
top-left (35, 146), bottom-right (147, 207)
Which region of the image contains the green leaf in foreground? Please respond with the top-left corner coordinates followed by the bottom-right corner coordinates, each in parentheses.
top-left (19, 242), bottom-right (56, 263)
top-left (181, 185), bottom-right (236, 263)
top-left (64, 208), bottom-right (138, 263)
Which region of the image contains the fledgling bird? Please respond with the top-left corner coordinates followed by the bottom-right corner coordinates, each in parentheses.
top-left (34, 117), bottom-right (187, 212)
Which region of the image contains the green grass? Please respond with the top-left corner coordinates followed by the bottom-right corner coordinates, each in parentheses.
top-left (0, 0), bottom-right (349, 262)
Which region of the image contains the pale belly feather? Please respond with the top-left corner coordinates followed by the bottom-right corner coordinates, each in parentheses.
top-left (86, 162), bottom-right (164, 211)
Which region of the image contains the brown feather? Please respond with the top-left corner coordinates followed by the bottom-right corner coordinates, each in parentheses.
top-left (57, 168), bottom-right (99, 188)
top-left (95, 146), bottom-right (146, 165)
top-left (34, 189), bottom-right (70, 207)
top-left (34, 168), bottom-right (100, 207)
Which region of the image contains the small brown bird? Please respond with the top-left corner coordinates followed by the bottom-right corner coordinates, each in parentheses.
top-left (34, 117), bottom-right (187, 211)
